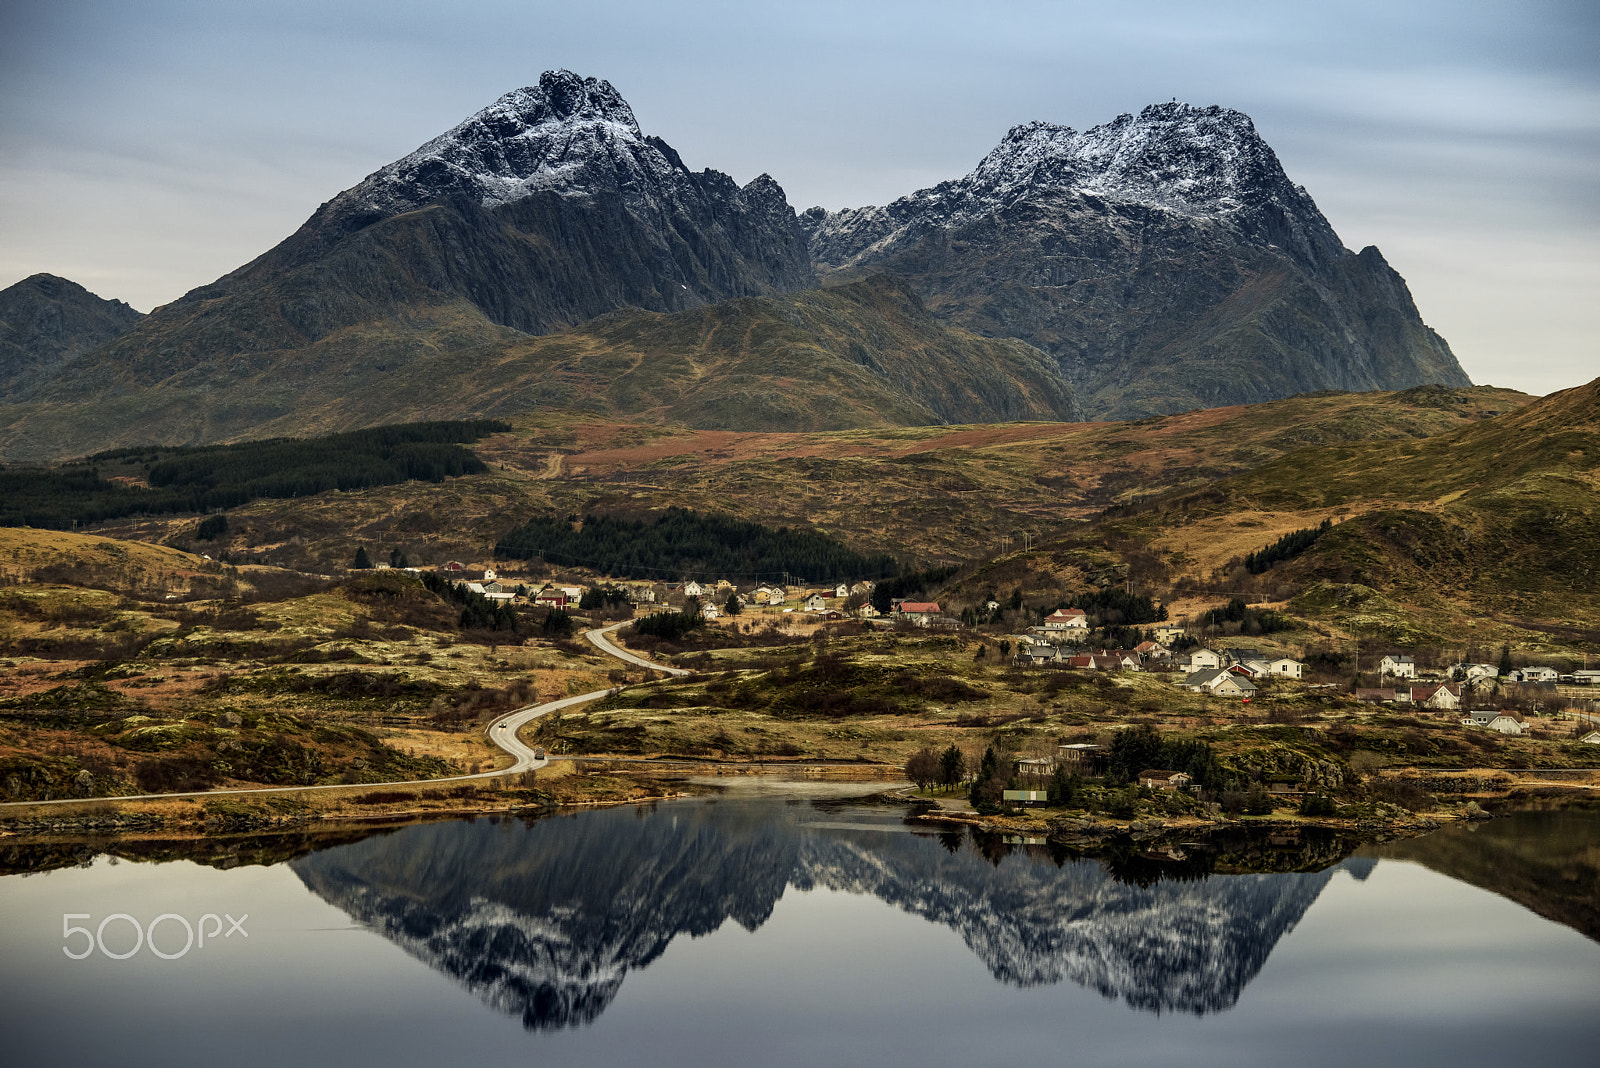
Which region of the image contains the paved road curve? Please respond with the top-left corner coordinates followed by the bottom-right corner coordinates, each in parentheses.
top-left (0, 621), bottom-right (684, 810)
top-left (586, 620), bottom-right (692, 676)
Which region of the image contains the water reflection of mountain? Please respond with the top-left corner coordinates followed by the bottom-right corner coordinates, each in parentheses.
top-left (291, 802), bottom-right (1354, 1028)
top-left (1366, 810), bottom-right (1600, 942)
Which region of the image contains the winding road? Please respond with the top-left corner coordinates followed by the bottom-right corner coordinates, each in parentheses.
top-left (0, 623), bottom-right (681, 810)
top-left (586, 620), bottom-right (692, 676)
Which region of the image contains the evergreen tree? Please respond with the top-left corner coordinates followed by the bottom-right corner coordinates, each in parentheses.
top-left (1497, 644), bottom-right (1514, 677)
top-left (352, 546), bottom-right (372, 569)
top-left (938, 744), bottom-right (966, 789)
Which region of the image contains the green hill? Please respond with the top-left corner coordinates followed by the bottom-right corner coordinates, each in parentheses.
top-left (0, 277), bottom-right (1075, 462)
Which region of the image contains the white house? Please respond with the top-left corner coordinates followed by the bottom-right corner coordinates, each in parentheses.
top-left (897, 601), bottom-right (941, 626)
top-left (1044, 608), bottom-right (1089, 634)
top-left (684, 581), bottom-right (705, 598)
top-left (1188, 648), bottom-right (1222, 671)
top-left (834, 583), bottom-right (849, 599)
top-left (1412, 683), bottom-right (1461, 711)
top-left (1487, 712), bottom-right (1530, 735)
top-left (700, 601), bottom-right (720, 621)
top-left (1153, 623), bottom-right (1186, 644)
top-left (1461, 663), bottom-right (1498, 681)
top-left (1581, 731), bottom-right (1600, 744)
top-left (1138, 770), bottom-right (1192, 791)
top-left (1379, 655), bottom-right (1416, 679)
top-left (1184, 667), bottom-right (1257, 697)
top-left (1268, 658), bottom-right (1304, 680)
top-left (1514, 666), bottom-right (1559, 683)
top-left (804, 594), bottom-right (827, 612)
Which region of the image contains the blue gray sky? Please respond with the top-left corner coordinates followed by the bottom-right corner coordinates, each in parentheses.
top-left (2, 0), bottom-right (1595, 395)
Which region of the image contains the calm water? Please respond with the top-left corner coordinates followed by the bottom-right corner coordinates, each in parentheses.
top-left (1, 797), bottom-right (1596, 1067)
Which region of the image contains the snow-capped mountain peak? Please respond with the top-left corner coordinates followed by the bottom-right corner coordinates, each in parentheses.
top-left (341, 70), bottom-right (683, 216)
top-left (804, 100), bottom-right (1341, 272)
top-left (970, 103), bottom-right (1280, 213)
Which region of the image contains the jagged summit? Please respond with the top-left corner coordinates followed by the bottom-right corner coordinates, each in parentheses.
top-left (805, 101), bottom-right (1341, 272)
top-left (339, 70), bottom-right (673, 217)
top-left (974, 103), bottom-right (1296, 215)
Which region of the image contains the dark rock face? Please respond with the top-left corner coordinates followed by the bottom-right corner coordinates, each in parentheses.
top-left (291, 803), bottom-right (1344, 1030)
top-left (803, 103), bottom-right (1471, 418)
top-left (0, 274), bottom-right (142, 401)
top-left (67, 71), bottom-right (815, 390)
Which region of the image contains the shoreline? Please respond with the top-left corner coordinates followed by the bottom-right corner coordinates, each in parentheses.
top-left (2, 762), bottom-right (1593, 853)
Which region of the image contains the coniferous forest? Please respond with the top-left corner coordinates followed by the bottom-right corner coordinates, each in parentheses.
top-left (495, 507), bottom-right (898, 583)
top-left (0, 420), bottom-right (508, 528)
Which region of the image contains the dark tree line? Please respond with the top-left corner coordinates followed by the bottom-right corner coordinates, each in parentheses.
top-left (495, 506), bottom-right (898, 583)
top-left (1244, 519), bottom-right (1333, 574)
top-left (1199, 596), bottom-right (1294, 635)
top-left (1105, 724), bottom-right (1225, 788)
top-left (870, 565), bottom-right (960, 614)
top-left (1, 420), bottom-right (507, 528)
top-left (1074, 588), bottom-right (1166, 626)
top-left (420, 570), bottom-right (520, 634)
top-left (632, 604), bottom-right (707, 640)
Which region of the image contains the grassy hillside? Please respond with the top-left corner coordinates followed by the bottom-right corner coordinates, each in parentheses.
top-left (979, 377), bottom-right (1600, 648)
top-left (63, 385), bottom-right (1526, 574)
top-left (0, 277), bottom-right (1076, 462)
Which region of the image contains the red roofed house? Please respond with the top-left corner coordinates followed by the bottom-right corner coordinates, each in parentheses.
top-left (1044, 608), bottom-right (1089, 635)
top-left (534, 585), bottom-right (569, 608)
top-left (896, 601), bottom-right (941, 627)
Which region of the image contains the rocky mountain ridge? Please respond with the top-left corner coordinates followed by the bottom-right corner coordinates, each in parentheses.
top-left (0, 274), bottom-right (143, 401)
top-left (802, 102), bottom-right (1469, 418)
top-left (804, 103), bottom-right (1342, 273)
top-left (1, 76), bottom-right (1473, 450)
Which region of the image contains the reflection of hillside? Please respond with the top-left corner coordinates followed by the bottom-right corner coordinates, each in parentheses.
top-left (293, 802), bottom-right (1357, 1028)
top-left (1366, 810), bottom-right (1600, 942)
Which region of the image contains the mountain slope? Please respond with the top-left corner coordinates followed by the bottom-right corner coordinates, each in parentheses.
top-left (30, 71), bottom-right (814, 400)
top-left (0, 276), bottom-right (1077, 458)
top-left (803, 104), bottom-right (1470, 418)
top-left (0, 274), bottom-right (142, 401)
top-left (1010, 375), bottom-right (1600, 643)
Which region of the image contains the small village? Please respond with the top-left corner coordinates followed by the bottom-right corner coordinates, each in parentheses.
top-left (400, 557), bottom-right (1600, 755)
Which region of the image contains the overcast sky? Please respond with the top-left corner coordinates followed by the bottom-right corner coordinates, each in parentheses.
top-left (2, 0), bottom-right (1595, 395)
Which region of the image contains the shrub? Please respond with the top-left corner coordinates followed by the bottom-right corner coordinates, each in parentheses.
top-left (1298, 792), bottom-right (1338, 817)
